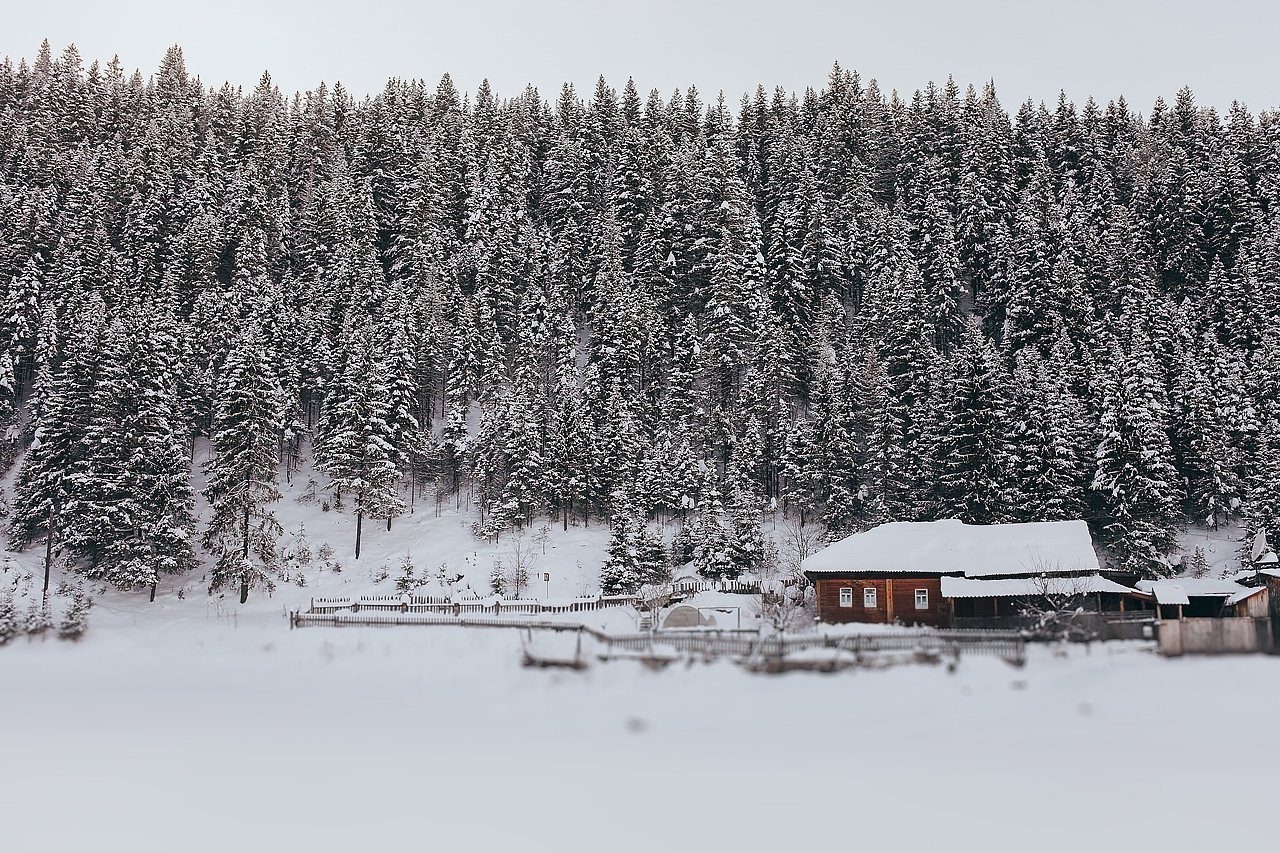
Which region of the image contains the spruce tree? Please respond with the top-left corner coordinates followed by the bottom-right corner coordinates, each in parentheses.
top-left (1090, 326), bottom-right (1184, 577)
top-left (203, 326), bottom-right (284, 603)
top-left (315, 321), bottom-right (403, 558)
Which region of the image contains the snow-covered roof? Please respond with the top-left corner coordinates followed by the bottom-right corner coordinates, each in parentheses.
top-left (1136, 578), bottom-right (1259, 605)
top-left (1225, 586), bottom-right (1268, 607)
top-left (802, 520), bottom-right (1099, 578)
top-left (1146, 584), bottom-right (1190, 606)
top-left (940, 575), bottom-right (1132, 599)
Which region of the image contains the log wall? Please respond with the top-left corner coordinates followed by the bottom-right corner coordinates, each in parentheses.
top-left (814, 576), bottom-right (950, 627)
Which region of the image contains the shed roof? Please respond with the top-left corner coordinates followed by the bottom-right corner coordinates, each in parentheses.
top-left (1137, 578), bottom-right (1258, 605)
top-left (802, 519), bottom-right (1100, 578)
top-left (1225, 586), bottom-right (1268, 606)
top-left (940, 575), bottom-right (1132, 599)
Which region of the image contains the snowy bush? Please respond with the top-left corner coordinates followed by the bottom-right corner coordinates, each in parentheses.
top-left (489, 560), bottom-right (507, 596)
top-left (58, 590), bottom-right (92, 641)
top-left (1186, 546), bottom-right (1209, 578)
top-left (394, 553), bottom-right (417, 594)
top-left (0, 592), bottom-right (18, 645)
top-left (24, 600), bottom-right (53, 638)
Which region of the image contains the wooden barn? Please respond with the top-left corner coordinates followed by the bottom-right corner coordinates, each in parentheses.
top-left (802, 519), bottom-right (1105, 627)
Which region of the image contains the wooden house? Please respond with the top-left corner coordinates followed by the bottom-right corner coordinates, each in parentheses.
top-left (802, 519), bottom-right (1106, 627)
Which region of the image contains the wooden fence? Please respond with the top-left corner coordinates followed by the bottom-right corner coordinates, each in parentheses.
top-left (1157, 617), bottom-right (1273, 656)
top-left (309, 578), bottom-right (772, 617)
top-left (307, 593), bottom-right (637, 616)
top-left (290, 609), bottom-right (1025, 664)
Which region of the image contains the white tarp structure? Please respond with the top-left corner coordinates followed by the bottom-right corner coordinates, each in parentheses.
top-left (940, 575), bottom-right (1132, 599)
top-left (802, 519), bottom-right (1100, 578)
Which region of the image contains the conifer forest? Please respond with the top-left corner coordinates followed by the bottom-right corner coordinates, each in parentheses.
top-left (3, 42), bottom-right (1280, 602)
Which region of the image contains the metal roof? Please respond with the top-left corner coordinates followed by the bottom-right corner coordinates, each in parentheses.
top-left (940, 575), bottom-right (1133, 599)
top-left (1137, 578), bottom-right (1260, 606)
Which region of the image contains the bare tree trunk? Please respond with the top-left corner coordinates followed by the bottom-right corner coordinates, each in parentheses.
top-left (43, 506), bottom-right (54, 604)
top-left (241, 470), bottom-right (251, 604)
top-left (355, 500), bottom-right (364, 560)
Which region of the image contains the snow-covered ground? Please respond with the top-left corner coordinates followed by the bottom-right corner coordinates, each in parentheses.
top-left (3, 613), bottom-right (1277, 852)
top-left (2, 450), bottom-right (1278, 851)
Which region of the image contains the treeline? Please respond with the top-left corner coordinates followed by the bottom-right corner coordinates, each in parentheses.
top-left (1, 41), bottom-right (1279, 599)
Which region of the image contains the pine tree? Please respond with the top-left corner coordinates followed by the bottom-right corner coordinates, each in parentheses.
top-left (203, 325), bottom-right (284, 603)
top-left (315, 321), bottom-right (403, 558)
top-left (76, 307), bottom-right (197, 595)
top-left (930, 320), bottom-right (1016, 522)
top-left (1090, 325), bottom-right (1185, 577)
top-left (1172, 344), bottom-right (1241, 529)
top-left (1006, 345), bottom-right (1089, 521)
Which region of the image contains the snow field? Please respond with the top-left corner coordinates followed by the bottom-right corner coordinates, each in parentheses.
top-left (3, 606), bottom-right (1278, 852)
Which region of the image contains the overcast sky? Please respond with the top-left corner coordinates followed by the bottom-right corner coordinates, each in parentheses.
top-left (5, 0), bottom-right (1277, 113)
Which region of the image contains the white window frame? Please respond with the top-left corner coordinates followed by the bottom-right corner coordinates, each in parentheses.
top-left (863, 587), bottom-right (877, 609)
top-left (838, 587), bottom-right (853, 608)
top-left (915, 588), bottom-right (929, 609)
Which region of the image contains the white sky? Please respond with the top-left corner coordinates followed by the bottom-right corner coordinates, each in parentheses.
top-left (5, 0), bottom-right (1278, 112)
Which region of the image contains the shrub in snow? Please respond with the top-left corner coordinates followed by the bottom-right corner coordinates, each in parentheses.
top-left (58, 590), bottom-right (92, 641)
top-left (294, 525), bottom-right (313, 566)
top-left (372, 563), bottom-right (390, 584)
top-left (295, 573), bottom-right (308, 588)
top-left (1185, 546), bottom-right (1210, 578)
top-left (0, 592), bottom-right (17, 645)
top-left (489, 560), bottom-right (507, 596)
top-left (24, 600), bottom-right (53, 638)
top-left (394, 553), bottom-right (417, 594)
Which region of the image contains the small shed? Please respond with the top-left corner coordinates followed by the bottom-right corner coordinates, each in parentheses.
top-left (1137, 579), bottom-right (1270, 620)
top-left (1140, 576), bottom-right (1273, 655)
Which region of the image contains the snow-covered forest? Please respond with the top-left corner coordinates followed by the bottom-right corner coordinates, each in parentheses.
top-left (2, 41), bottom-right (1279, 603)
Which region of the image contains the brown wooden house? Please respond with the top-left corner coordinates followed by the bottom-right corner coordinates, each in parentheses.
top-left (803, 519), bottom-right (1104, 627)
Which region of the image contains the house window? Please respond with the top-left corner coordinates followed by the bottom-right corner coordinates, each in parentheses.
top-left (915, 588), bottom-right (929, 609)
top-left (864, 587), bottom-right (877, 608)
top-left (839, 587), bottom-right (853, 608)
